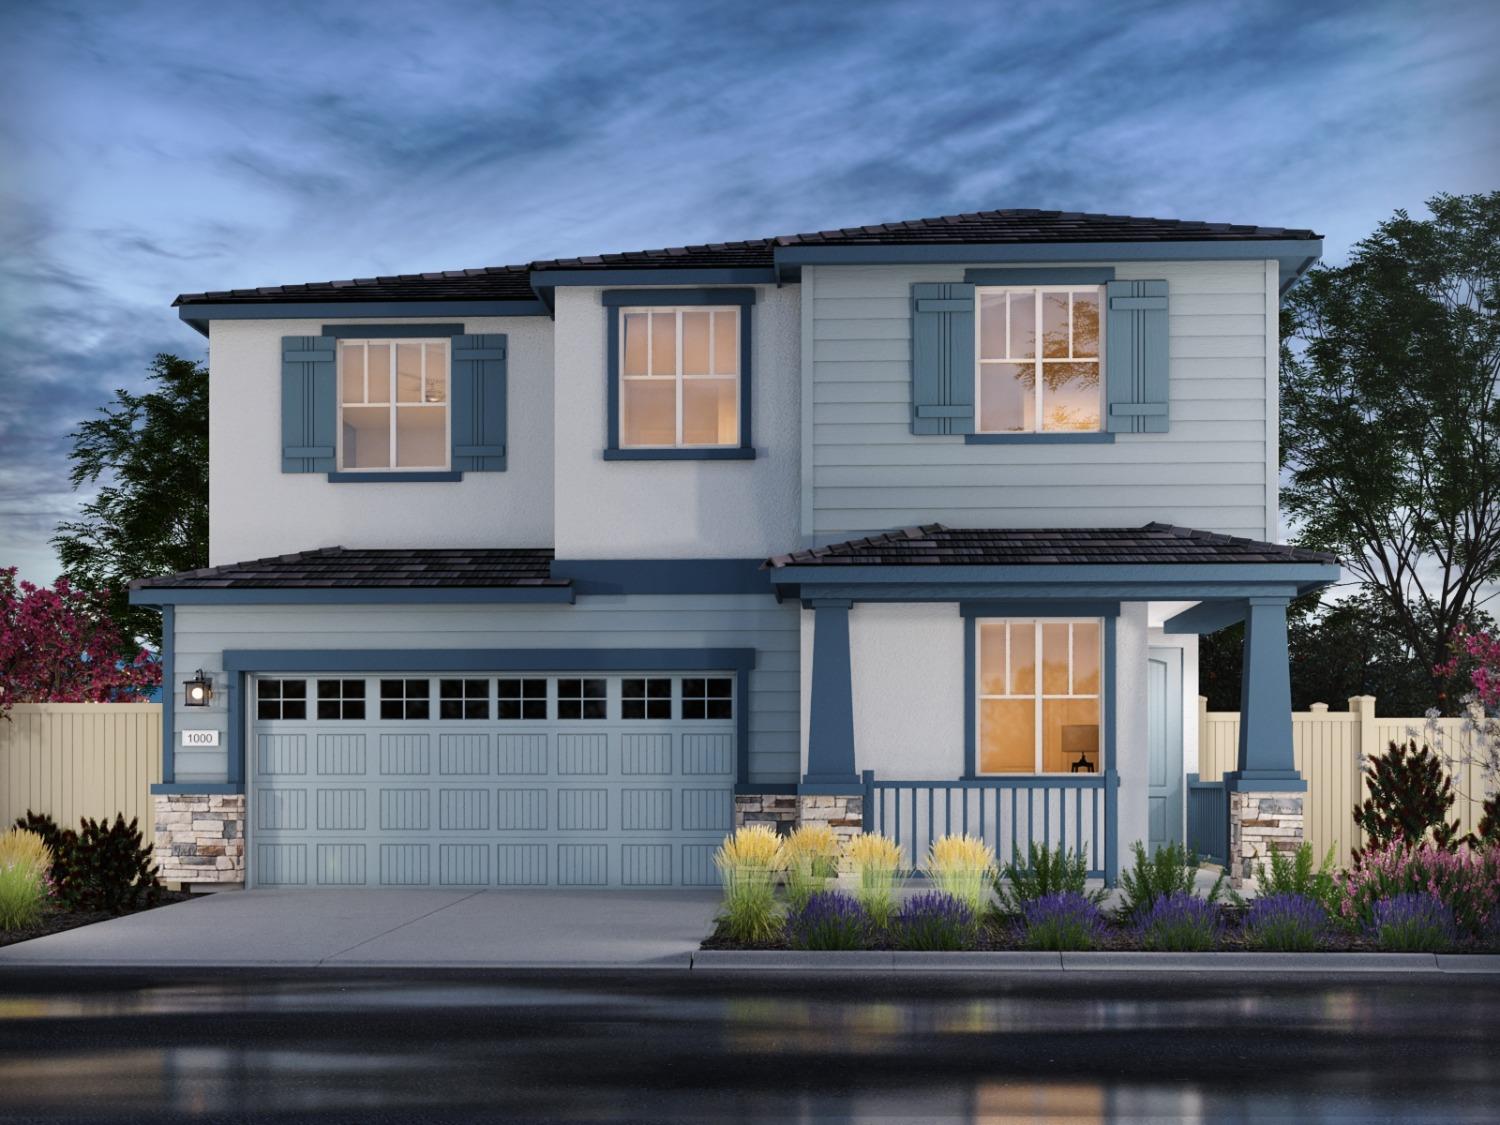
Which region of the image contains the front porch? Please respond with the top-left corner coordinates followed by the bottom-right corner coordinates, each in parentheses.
top-left (752, 525), bottom-right (1340, 884)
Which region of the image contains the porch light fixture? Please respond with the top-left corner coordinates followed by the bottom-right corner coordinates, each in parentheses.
top-left (184, 670), bottom-right (214, 707)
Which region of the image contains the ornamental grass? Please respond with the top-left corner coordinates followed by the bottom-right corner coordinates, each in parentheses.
top-left (0, 828), bottom-right (51, 879)
top-left (0, 829), bottom-right (51, 932)
top-left (713, 824), bottom-right (785, 943)
top-left (845, 833), bottom-right (908, 928)
top-left (781, 823), bottom-right (841, 911)
top-left (924, 834), bottom-right (997, 916)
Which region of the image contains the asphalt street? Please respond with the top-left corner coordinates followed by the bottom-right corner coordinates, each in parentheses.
top-left (0, 969), bottom-right (1494, 1123)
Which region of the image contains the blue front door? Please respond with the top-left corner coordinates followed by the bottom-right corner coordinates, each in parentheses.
top-left (1147, 647), bottom-right (1184, 853)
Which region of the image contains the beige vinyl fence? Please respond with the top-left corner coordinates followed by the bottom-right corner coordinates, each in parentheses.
top-left (1199, 695), bottom-right (1492, 864)
top-left (0, 703), bottom-right (161, 830)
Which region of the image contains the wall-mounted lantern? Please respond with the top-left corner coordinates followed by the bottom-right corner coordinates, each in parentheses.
top-left (184, 670), bottom-right (214, 707)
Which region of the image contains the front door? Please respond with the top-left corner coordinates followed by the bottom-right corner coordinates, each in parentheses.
top-left (1147, 647), bottom-right (1184, 853)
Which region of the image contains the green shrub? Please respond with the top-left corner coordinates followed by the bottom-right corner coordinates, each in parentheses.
top-left (0, 863), bottom-right (47, 931)
top-left (993, 843), bottom-right (1108, 915)
top-left (1117, 841), bottom-right (1224, 922)
top-left (1353, 740), bottom-right (1459, 851)
top-left (1251, 842), bottom-right (1340, 917)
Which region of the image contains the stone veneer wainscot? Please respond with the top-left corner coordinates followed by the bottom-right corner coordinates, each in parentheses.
top-left (1228, 790), bottom-right (1304, 887)
top-left (734, 794), bottom-right (864, 850)
top-left (153, 793), bottom-right (245, 888)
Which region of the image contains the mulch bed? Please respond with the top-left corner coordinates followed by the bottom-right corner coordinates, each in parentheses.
top-left (0, 892), bottom-right (193, 949)
top-left (702, 917), bottom-right (1499, 953)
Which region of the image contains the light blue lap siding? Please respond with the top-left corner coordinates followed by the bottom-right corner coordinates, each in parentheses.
top-left (170, 594), bottom-right (802, 787)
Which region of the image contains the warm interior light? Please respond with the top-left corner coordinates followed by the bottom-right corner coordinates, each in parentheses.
top-left (183, 671), bottom-right (213, 707)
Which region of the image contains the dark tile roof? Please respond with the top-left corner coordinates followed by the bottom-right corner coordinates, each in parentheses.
top-left (764, 524), bottom-right (1337, 569)
top-left (131, 547), bottom-right (565, 590)
top-left (175, 208), bottom-right (1320, 306)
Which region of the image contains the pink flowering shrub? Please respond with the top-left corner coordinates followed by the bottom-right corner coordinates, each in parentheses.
top-left (0, 568), bottom-right (159, 716)
top-left (1336, 839), bottom-right (1500, 938)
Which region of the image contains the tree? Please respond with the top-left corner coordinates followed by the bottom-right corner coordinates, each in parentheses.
top-left (53, 354), bottom-right (208, 650)
top-left (0, 568), bottom-right (160, 717)
top-left (1280, 192), bottom-right (1500, 709)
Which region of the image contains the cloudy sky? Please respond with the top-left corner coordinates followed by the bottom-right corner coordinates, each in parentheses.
top-left (1, 0), bottom-right (1496, 583)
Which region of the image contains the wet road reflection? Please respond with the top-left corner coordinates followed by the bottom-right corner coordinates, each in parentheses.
top-left (0, 971), bottom-right (1494, 1122)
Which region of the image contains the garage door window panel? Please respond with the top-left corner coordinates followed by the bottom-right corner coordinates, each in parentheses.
top-left (439, 678), bottom-right (490, 720)
top-left (558, 678), bottom-right (607, 720)
top-left (380, 679), bottom-right (431, 720)
top-left (682, 677), bottom-right (733, 720)
top-left (497, 678), bottom-right (547, 720)
top-left (316, 679), bottom-right (366, 720)
top-left (257, 679), bottom-right (307, 720)
top-left (623, 678), bottom-right (672, 720)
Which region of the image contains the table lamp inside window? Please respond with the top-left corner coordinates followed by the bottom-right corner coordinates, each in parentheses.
top-left (1063, 724), bottom-right (1098, 773)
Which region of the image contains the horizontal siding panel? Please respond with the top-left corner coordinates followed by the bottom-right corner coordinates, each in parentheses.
top-left (814, 461), bottom-right (1267, 488)
top-left (1168, 314), bottom-right (1266, 337)
top-left (812, 484), bottom-right (1269, 509)
top-left (813, 440), bottom-right (1269, 467)
top-left (1170, 292), bottom-right (1269, 315)
top-left (813, 508), bottom-right (1268, 531)
top-left (815, 318), bottom-right (910, 341)
top-left (812, 421), bottom-right (1263, 444)
top-left (813, 296), bottom-right (911, 319)
top-left (814, 339), bottom-right (907, 363)
top-left (814, 360), bottom-right (913, 383)
top-left (1169, 336), bottom-right (1265, 359)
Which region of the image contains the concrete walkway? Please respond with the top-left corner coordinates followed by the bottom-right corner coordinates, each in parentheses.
top-left (0, 889), bottom-right (722, 969)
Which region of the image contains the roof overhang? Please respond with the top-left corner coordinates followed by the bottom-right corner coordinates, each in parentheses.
top-left (175, 298), bottom-right (551, 336)
top-left (768, 561), bottom-right (1340, 609)
top-left (771, 239), bottom-right (1323, 293)
top-left (129, 585), bottom-right (575, 606)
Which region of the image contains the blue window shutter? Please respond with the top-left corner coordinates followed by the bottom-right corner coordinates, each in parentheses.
top-left (281, 336), bottom-right (336, 472)
top-left (910, 283), bottom-right (976, 435)
top-left (451, 334), bottom-right (508, 472)
top-left (1105, 280), bottom-right (1170, 433)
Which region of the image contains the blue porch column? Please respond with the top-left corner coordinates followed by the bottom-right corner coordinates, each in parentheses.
top-left (802, 599), bottom-right (860, 791)
top-left (1226, 596), bottom-right (1305, 791)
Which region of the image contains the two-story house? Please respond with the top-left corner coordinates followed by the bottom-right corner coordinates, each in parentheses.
top-left (135, 209), bottom-right (1338, 892)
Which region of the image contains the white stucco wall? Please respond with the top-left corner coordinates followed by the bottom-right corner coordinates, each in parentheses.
top-left (550, 284), bottom-right (802, 559)
top-left (207, 316), bottom-right (555, 565)
top-left (1114, 602), bottom-right (1151, 857)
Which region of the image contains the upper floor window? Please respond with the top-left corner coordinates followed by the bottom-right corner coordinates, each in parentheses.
top-left (619, 307), bottom-right (740, 448)
top-left (338, 339), bottom-right (450, 470)
top-left (976, 287), bottom-right (1101, 433)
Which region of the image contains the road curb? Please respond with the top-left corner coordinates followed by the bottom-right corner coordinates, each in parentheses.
top-left (689, 950), bottom-right (1500, 973)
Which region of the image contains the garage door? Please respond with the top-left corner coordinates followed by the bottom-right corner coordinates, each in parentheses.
top-left (248, 672), bottom-right (737, 888)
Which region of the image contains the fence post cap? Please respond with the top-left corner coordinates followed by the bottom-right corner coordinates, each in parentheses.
top-left (1309, 702), bottom-right (1329, 713)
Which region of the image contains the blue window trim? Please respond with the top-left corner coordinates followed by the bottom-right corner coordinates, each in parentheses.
top-left (326, 471), bottom-right (465, 483)
top-left (150, 783), bottom-right (244, 796)
top-left (964, 267), bottom-right (1116, 285)
top-left (159, 604), bottom-right (175, 785)
top-left (605, 288), bottom-right (756, 460)
top-left (321, 324), bottom-right (465, 339)
top-left (965, 433), bottom-right (1116, 445)
top-left (219, 647), bottom-right (756, 787)
top-left (961, 611), bottom-right (1117, 779)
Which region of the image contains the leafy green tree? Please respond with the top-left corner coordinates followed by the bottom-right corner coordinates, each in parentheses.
top-left (53, 354), bottom-right (208, 651)
top-left (1280, 193), bottom-right (1500, 708)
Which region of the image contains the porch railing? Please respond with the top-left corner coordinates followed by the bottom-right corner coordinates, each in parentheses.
top-left (861, 770), bottom-right (1118, 882)
top-left (1185, 773), bottom-right (1228, 867)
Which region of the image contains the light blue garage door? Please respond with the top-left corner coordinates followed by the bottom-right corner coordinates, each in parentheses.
top-left (248, 672), bottom-right (737, 888)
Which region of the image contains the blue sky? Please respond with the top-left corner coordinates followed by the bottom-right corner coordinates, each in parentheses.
top-left (1, 0), bottom-right (1496, 583)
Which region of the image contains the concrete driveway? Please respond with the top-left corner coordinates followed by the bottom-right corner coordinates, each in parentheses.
top-left (0, 889), bottom-right (721, 969)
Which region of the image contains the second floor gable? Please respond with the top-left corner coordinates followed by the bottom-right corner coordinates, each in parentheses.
top-left (177, 209), bottom-right (1321, 565)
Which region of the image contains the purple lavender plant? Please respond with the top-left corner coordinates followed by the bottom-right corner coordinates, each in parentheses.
top-left (893, 891), bottom-right (976, 951)
top-left (1137, 892), bottom-right (1222, 951)
top-left (785, 890), bottom-right (869, 951)
top-left (1243, 893), bottom-right (1326, 952)
top-left (1022, 892), bottom-right (1105, 951)
top-left (1370, 893), bottom-right (1456, 952)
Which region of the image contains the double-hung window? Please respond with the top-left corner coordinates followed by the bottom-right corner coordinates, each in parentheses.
top-left (976, 287), bottom-right (1102, 433)
top-left (976, 619), bottom-right (1101, 774)
top-left (337, 339), bottom-right (450, 470)
top-left (619, 307), bottom-right (740, 448)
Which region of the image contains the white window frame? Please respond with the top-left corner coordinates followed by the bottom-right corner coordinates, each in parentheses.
top-left (973, 285), bottom-right (1105, 434)
top-left (336, 338), bottom-right (452, 471)
top-left (617, 306), bottom-right (741, 449)
top-left (974, 618), bottom-right (1104, 776)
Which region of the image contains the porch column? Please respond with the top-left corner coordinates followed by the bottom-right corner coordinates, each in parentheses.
top-left (802, 599), bottom-right (859, 791)
top-left (1226, 595), bottom-right (1305, 886)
